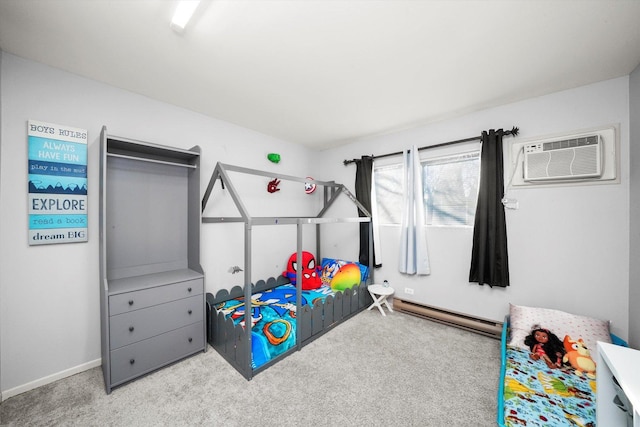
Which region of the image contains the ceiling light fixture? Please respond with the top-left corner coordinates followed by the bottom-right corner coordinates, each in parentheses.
top-left (171, 0), bottom-right (201, 33)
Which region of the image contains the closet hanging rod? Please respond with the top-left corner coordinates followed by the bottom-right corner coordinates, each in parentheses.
top-left (343, 126), bottom-right (519, 165)
top-left (107, 152), bottom-right (197, 169)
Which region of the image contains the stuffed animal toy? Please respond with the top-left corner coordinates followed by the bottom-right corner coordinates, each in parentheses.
top-left (562, 335), bottom-right (596, 378)
top-left (282, 251), bottom-right (322, 290)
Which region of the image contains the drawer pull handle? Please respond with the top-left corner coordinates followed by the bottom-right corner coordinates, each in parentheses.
top-left (189, 337), bottom-right (193, 343)
top-left (129, 359), bottom-right (135, 365)
top-left (128, 300), bottom-right (134, 306)
top-left (188, 309), bottom-right (192, 315)
top-left (188, 287), bottom-right (192, 292)
top-left (129, 326), bottom-right (134, 332)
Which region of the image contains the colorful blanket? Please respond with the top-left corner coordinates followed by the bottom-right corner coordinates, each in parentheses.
top-left (215, 284), bottom-right (335, 369)
top-left (502, 346), bottom-right (596, 427)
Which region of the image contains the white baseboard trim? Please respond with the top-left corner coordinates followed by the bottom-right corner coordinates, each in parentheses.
top-left (1, 358), bottom-right (101, 402)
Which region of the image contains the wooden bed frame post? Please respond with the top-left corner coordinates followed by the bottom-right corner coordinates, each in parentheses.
top-left (369, 221), bottom-right (374, 283)
top-left (296, 223), bottom-right (303, 351)
top-left (244, 221), bottom-right (253, 379)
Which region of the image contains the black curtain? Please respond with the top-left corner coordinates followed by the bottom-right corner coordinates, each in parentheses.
top-left (469, 129), bottom-right (510, 287)
top-left (354, 156), bottom-right (378, 268)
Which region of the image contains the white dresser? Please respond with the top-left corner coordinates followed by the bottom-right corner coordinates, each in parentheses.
top-left (597, 342), bottom-right (640, 426)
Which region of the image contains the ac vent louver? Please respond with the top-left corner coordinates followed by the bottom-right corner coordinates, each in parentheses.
top-left (524, 135), bottom-right (602, 181)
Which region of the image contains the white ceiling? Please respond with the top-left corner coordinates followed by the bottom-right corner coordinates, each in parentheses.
top-left (1, 1), bottom-right (640, 149)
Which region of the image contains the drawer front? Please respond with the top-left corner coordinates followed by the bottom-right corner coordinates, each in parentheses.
top-left (110, 321), bottom-right (204, 386)
top-left (109, 278), bottom-right (203, 315)
top-left (110, 295), bottom-right (203, 349)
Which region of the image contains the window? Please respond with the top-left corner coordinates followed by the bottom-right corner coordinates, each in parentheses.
top-left (374, 151), bottom-right (480, 226)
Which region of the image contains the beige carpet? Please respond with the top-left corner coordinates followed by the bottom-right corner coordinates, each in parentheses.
top-left (0, 309), bottom-right (501, 426)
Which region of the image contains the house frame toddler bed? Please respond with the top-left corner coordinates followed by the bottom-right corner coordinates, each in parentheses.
top-left (201, 163), bottom-right (374, 380)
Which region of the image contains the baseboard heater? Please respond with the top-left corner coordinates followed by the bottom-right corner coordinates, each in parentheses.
top-left (393, 298), bottom-right (503, 339)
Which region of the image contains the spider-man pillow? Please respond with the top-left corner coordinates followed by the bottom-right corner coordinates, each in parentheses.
top-left (282, 251), bottom-right (322, 290)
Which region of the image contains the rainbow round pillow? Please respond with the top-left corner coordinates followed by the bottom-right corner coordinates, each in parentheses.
top-left (330, 263), bottom-right (361, 291)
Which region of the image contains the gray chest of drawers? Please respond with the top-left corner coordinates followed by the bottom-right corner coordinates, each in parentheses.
top-left (99, 129), bottom-right (205, 393)
top-left (107, 273), bottom-right (205, 388)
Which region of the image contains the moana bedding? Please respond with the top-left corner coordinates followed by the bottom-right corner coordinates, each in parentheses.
top-left (502, 345), bottom-right (597, 426)
top-left (498, 304), bottom-right (626, 427)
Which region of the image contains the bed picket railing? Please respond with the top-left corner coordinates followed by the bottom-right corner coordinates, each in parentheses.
top-left (206, 279), bottom-right (371, 380)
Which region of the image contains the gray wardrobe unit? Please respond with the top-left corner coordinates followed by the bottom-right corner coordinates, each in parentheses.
top-left (99, 127), bottom-right (205, 393)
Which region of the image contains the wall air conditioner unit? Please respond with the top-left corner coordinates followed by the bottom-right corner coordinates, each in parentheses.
top-left (523, 135), bottom-right (602, 182)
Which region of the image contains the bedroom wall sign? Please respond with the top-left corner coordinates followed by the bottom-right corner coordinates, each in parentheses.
top-left (27, 120), bottom-right (88, 245)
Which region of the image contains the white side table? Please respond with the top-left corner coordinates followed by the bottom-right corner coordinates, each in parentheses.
top-left (597, 342), bottom-right (640, 426)
top-left (367, 284), bottom-right (394, 316)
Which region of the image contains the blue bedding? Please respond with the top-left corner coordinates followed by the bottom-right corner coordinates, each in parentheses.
top-left (214, 283), bottom-right (335, 369)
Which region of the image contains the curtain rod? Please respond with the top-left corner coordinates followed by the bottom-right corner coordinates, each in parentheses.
top-left (343, 126), bottom-right (519, 165)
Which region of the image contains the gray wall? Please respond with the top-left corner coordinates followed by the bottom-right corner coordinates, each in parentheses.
top-left (319, 77), bottom-right (632, 342)
top-left (1, 50), bottom-right (637, 399)
top-left (630, 63), bottom-right (640, 349)
top-left (0, 52), bottom-right (314, 397)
